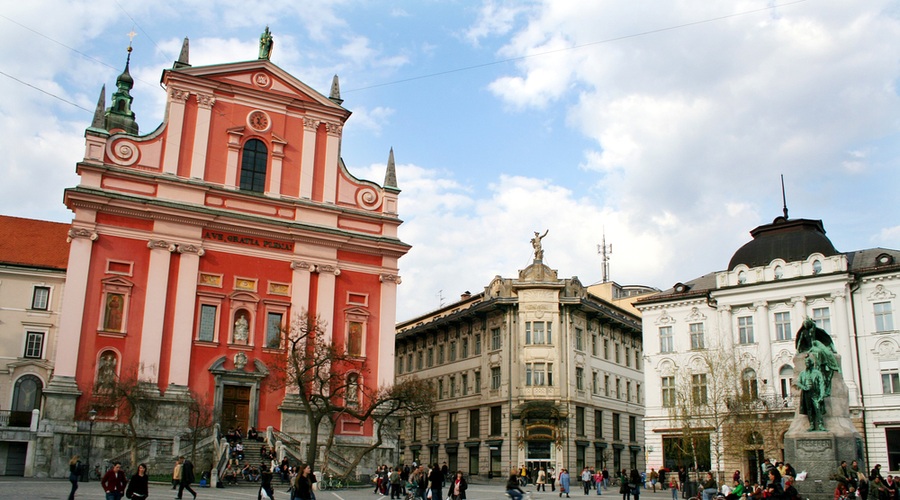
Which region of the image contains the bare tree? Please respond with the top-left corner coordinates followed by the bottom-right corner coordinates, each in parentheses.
top-left (278, 311), bottom-right (435, 476)
top-left (90, 370), bottom-right (159, 468)
top-left (183, 389), bottom-right (215, 465)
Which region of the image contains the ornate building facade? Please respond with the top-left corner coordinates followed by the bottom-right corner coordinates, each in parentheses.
top-left (638, 213), bottom-right (900, 478)
top-left (395, 249), bottom-right (647, 477)
top-left (36, 33), bottom-right (408, 477)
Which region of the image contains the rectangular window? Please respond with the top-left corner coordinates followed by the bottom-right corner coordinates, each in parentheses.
top-left (592, 333), bottom-right (598, 356)
top-left (31, 286), bottom-right (50, 310)
top-left (397, 355), bottom-right (404, 374)
top-left (661, 376), bottom-right (675, 407)
top-left (575, 328), bottom-right (584, 351)
top-left (526, 363), bottom-right (553, 386)
top-left (876, 302), bottom-right (895, 332)
top-left (491, 367), bottom-right (501, 390)
top-left (659, 326), bottom-right (674, 353)
top-left (462, 373), bottom-right (469, 396)
top-left (469, 409), bottom-right (480, 438)
top-left (595, 410), bottom-right (603, 438)
top-left (775, 312), bottom-right (792, 341)
top-left (615, 378), bottom-right (621, 399)
top-left (417, 351), bottom-right (423, 370)
top-left (412, 417), bottom-right (420, 441)
top-left (449, 412), bottom-right (459, 440)
top-left (629, 415), bottom-right (637, 442)
top-left (604, 339), bottom-right (609, 359)
top-left (614, 343), bottom-right (620, 363)
top-left (266, 312), bottom-right (283, 348)
top-left (450, 376), bottom-right (456, 397)
top-left (526, 321), bottom-right (551, 345)
top-left (475, 333), bottom-right (482, 355)
top-left (635, 350), bottom-right (641, 370)
top-left (462, 337), bottom-right (469, 358)
top-left (604, 374), bottom-right (610, 396)
top-left (439, 344), bottom-right (445, 364)
top-left (576, 367), bottom-right (584, 390)
top-left (738, 316), bottom-right (755, 344)
top-left (430, 415), bottom-right (439, 441)
top-left (491, 327), bottom-right (501, 350)
top-left (813, 307), bottom-right (831, 332)
top-left (576, 406), bottom-right (586, 436)
top-left (887, 429), bottom-right (900, 471)
top-left (626, 381), bottom-right (632, 401)
top-left (592, 371), bottom-right (599, 395)
top-left (490, 406), bottom-right (502, 436)
top-left (450, 341), bottom-right (457, 361)
top-left (197, 304), bottom-right (217, 342)
top-left (692, 373), bottom-right (708, 404)
top-left (612, 413), bottom-right (620, 441)
top-left (427, 347), bottom-right (435, 367)
top-left (438, 379), bottom-right (444, 400)
top-left (474, 371), bottom-right (482, 393)
top-left (882, 369), bottom-right (900, 394)
top-left (24, 331), bottom-right (44, 358)
top-left (407, 353), bottom-right (413, 373)
top-left (690, 323), bottom-right (705, 349)
top-left (625, 347), bottom-right (631, 367)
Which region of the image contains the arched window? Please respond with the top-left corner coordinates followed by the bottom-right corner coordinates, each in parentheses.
top-left (779, 365), bottom-right (794, 402)
top-left (747, 431), bottom-right (764, 446)
top-left (741, 368), bottom-right (758, 400)
top-left (239, 139), bottom-right (268, 193)
top-left (12, 375), bottom-right (43, 413)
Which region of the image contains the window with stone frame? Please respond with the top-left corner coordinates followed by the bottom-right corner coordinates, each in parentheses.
top-left (659, 326), bottom-right (674, 353)
top-left (31, 286), bottom-right (50, 310)
top-left (738, 316), bottom-right (754, 344)
top-left (689, 323), bottom-right (705, 350)
top-left (661, 376), bottom-right (675, 407)
top-left (875, 302), bottom-right (895, 332)
top-left (774, 311), bottom-right (792, 341)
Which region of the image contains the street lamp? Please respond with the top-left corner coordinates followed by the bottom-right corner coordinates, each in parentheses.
top-left (85, 408), bottom-right (97, 483)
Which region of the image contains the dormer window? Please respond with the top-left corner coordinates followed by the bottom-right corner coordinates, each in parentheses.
top-left (774, 266), bottom-right (783, 279)
top-left (877, 253), bottom-right (894, 266)
top-left (812, 260), bottom-right (822, 275)
top-left (738, 271), bottom-right (747, 284)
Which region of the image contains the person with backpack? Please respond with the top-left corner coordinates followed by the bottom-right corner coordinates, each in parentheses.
top-left (390, 466), bottom-right (403, 499)
top-left (68, 455), bottom-right (83, 500)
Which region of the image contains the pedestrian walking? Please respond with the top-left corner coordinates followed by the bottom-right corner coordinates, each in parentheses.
top-left (176, 458), bottom-right (197, 499)
top-left (68, 455), bottom-right (83, 500)
top-left (125, 463), bottom-right (149, 500)
top-left (100, 462), bottom-right (128, 500)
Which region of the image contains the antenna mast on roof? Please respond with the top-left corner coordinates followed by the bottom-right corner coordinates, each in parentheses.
top-left (781, 174), bottom-right (789, 219)
top-left (597, 229), bottom-right (612, 283)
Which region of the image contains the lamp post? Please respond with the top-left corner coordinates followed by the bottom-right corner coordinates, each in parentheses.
top-left (85, 408), bottom-right (97, 482)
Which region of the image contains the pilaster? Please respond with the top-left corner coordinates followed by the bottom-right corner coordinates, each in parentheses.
top-left (322, 122), bottom-right (342, 203)
top-left (138, 239), bottom-right (176, 385)
top-left (299, 118), bottom-right (318, 199)
top-left (378, 273), bottom-right (402, 387)
top-left (189, 92), bottom-right (215, 179)
top-left (167, 243), bottom-right (204, 387)
top-left (315, 264), bottom-right (340, 344)
top-left (163, 87), bottom-right (189, 175)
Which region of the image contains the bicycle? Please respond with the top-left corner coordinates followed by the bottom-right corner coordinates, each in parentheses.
top-left (319, 474), bottom-right (345, 490)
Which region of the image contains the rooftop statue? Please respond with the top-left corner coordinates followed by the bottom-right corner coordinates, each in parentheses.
top-left (259, 26), bottom-right (274, 60)
top-left (794, 318), bottom-right (841, 431)
top-left (531, 230), bottom-right (548, 260)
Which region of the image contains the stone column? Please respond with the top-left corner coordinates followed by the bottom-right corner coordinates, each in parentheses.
top-left (315, 264), bottom-right (339, 344)
top-left (189, 93), bottom-right (215, 179)
top-left (163, 88), bottom-right (190, 175)
top-left (138, 240), bottom-right (176, 386)
top-left (754, 301), bottom-right (776, 395)
top-left (322, 122), bottom-right (342, 203)
top-left (299, 118), bottom-right (318, 199)
top-left (167, 244), bottom-right (204, 389)
top-left (378, 273), bottom-right (402, 387)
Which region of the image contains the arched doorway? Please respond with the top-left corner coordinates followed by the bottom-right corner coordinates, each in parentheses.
top-left (745, 431), bottom-right (765, 483)
top-left (11, 374), bottom-right (42, 426)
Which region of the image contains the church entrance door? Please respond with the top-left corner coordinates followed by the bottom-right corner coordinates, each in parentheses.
top-left (222, 384), bottom-right (251, 432)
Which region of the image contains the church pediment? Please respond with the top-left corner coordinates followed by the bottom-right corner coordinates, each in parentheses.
top-left (164, 61), bottom-right (347, 113)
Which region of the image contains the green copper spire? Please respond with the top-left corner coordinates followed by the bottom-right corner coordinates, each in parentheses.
top-left (104, 42), bottom-right (139, 135)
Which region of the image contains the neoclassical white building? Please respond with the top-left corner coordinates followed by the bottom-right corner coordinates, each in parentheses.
top-left (637, 213), bottom-right (900, 478)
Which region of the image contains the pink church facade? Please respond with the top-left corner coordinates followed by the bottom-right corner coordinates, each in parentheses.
top-left (40, 38), bottom-right (407, 476)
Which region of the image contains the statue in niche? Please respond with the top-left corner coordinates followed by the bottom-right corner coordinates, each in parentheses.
top-left (793, 318), bottom-right (841, 431)
top-left (234, 313), bottom-right (250, 344)
top-left (104, 293), bottom-right (124, 331)
top-left (259, 26), bottom-right (274, 60)
top-left (531, 229), bottom-right (549, 260)
top-left (97, 351), bottom-right (118, 388)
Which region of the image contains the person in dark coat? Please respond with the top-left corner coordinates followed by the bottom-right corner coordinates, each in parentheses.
top-left (68, 455), bottom-right (83, 500)
top-left (292, 465), bottom-right (312, 500)
top-left (101, 462), bottom-right (128, 500)
top-left (429, 464), bottom-right (445, 500)
top-left (447, 471), bottom-right (467, 500)
top-left (125, 463), bottom-right (149, 500)
top-left (259, 463), bottom-right (275, 500)
top-left (177, 458), bottom-right (197, 499)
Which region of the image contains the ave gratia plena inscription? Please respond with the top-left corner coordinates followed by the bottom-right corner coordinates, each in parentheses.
top-left (203, 229), bottom-right (294, 252)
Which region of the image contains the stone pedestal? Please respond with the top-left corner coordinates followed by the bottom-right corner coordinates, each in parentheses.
top-left (784, 353), bottom-right (864, 500)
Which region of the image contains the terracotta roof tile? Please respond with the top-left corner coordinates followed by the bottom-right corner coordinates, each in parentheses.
top-left (0, 215), bottom-right (69, 270)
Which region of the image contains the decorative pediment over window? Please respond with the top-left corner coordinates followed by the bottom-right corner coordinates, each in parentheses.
top-left (344, 306), bottom-right (369, 358)
top-left (656, 310), bottom-right (675, 325)
top-left (684, 307), bottom-right (707, 323)
top-left (868, 284), bottom-right (896, 301)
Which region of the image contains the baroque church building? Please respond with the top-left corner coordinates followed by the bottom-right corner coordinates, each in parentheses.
top-left (637, 212), bottom-right (900, 479)
top-left (395, 243), bottom-right (650, 477)
top-left (35, 33), bottom-right (408, 477)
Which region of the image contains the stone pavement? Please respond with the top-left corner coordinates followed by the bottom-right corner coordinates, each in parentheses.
top-left (0, 478), bottom-right (681, 500)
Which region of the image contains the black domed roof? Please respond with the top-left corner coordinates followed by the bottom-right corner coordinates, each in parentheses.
top-left (728, 216), bottom-right (839, 270)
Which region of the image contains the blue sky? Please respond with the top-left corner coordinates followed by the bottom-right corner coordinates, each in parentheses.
top-left (1, 1), bottom-right (899, 321)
